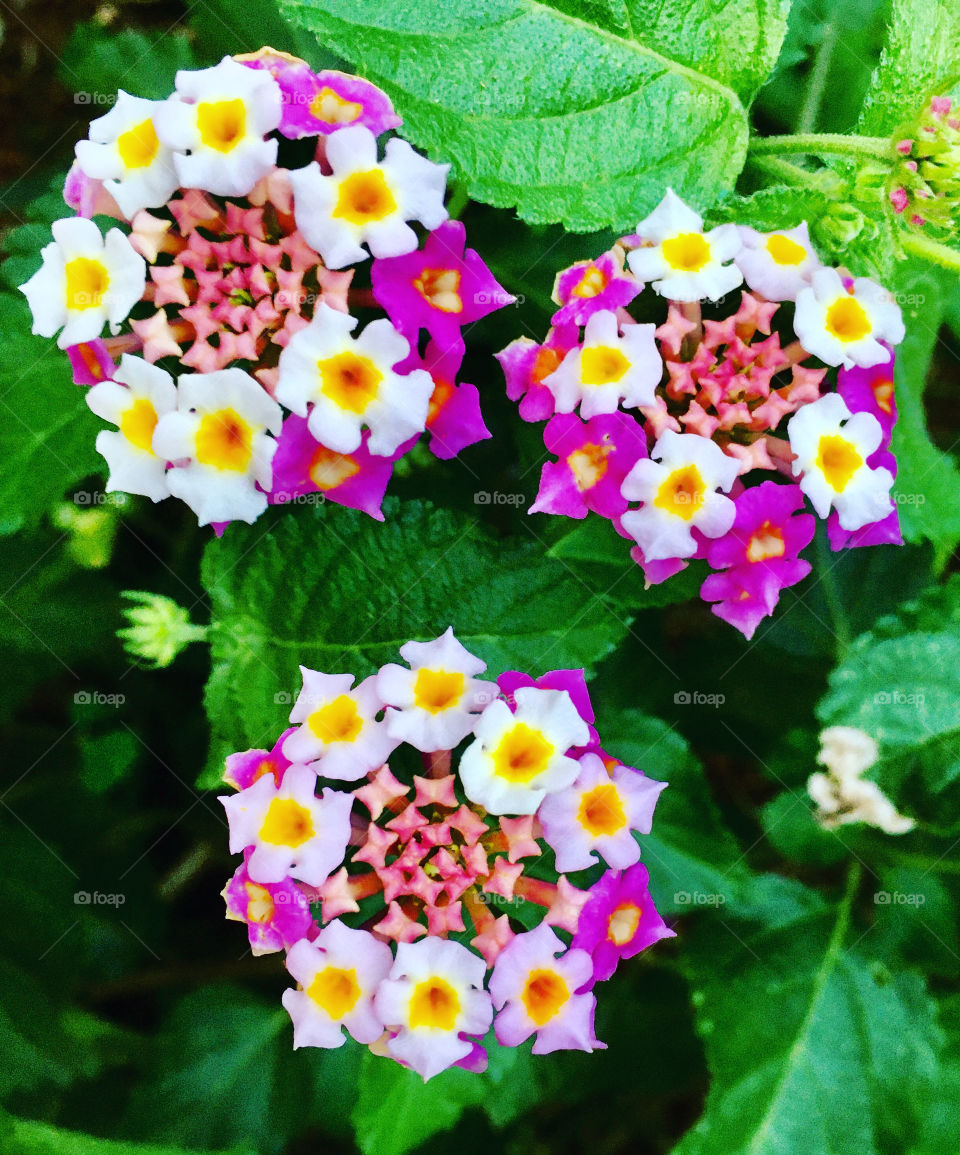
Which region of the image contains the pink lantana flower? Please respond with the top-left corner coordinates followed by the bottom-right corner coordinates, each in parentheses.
top-left (498, 667), bottom-right (596, 730)
top-left (551, 246), bottom-right (641, 327)
top-left (489, 923), bottom-right (602, 1055)
top-left (222, 848), bottom-right (313, 955)
top-left (223, 727), bottom-right (296, 791)
top-left (398, 339), bottom-right (491, 460)
top-left (530, 410), bottom-right (648, 520)
top-left (700, 481), bottom-right (815, 639)
top-left (538, 752), bottom-right (667, 873)
top-left (496, 323), bottom-right (581, 423)
top-left (67, 339), bottom-right (116, 387)
top-left (371, 219), bottom-right (513, 347)
top-left (571, 863), bottom-right (675, 985)
top-left (242, 51), bottom-right (400, 139)
top-left (268, 414), bottom-right (404, 521)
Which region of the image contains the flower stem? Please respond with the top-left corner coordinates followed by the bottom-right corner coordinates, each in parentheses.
top-left (750, 133), bottom-right (893, 162)
top-left (901, 232), bottom-right (960, 273)
top-left (797, 20), bottom-right (836, 134)
top-left (748, 154), bottom-right (826, 191)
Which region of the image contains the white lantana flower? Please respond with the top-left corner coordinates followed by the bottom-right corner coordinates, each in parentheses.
top-left (154, 56), bottom-right (282, 197)
top-left (86, 354), bottom-right (176, 502)
top-left (152, 368), bottom-right (282, 525)
top-left (787, 393), bottom-right (894, 530)
top-left (458, 687), bottom-right (590, 815)
top-left (377, 628), bottom-right (495, 752)
top-left (808, 725), bottom-right (914, 835)
top-left (542, 311), bottom-right (662, 418)
top-left (289, 125), bottom-right (448, 268)
top-left (283, 668), bottom-right (399, 781)
top-left (75, 92), bottom-right (178, 218)
top-left (282, 923), bottom-right (394, 1049)
top-left (794, 267), bottom-right (905, 369)
top-left (734, 222), bottom-right (822, 302)
top-left (276, 303), bottom-right (433, 456)
top-left (20, 217), bottom-right (146, 349)
top-left (619, 430), bottom-right (739, 561)
top-left (627, 189), bottom-right (743, 302)
top-left (374, 937), bottom-right (493, 1081)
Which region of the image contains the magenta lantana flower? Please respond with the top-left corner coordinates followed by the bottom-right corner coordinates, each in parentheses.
top-left (398, 339), bottom-right (491, 460)
top-left (551, 246), bottom-right (641, 327)
top-left (268, 416), bottom-right (404, 521)
top-left (700, 481), bottom-right (815, 639)
top-left (371, 219), bottom-right (513, 347)
top-left (219, 637), bottom-right (674, 1079)
top-left (530, 411), bottom-right (648, 520)
top-left (571, 863), bottom-right (676, 984)
top-left (222, 848), bottom-right (313, 955)
top-left (496, 323), bottom-right (581, 423)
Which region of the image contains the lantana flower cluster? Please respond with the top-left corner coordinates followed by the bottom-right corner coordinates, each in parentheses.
top-left (20, 49), bottom-right (512, 528)
top-left (219, 629), bottom-right (674, 1080)
top-left (499, 189), bottom-right (907, 639)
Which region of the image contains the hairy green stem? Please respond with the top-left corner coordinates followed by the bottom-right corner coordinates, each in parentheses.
top-left (748, 154), bottom-right (825, 189)
top-left (750, 133), bottom-right (892, 161)
top-left (798, 21), bottom-right (836, 134)
top-left (902, 232), bottom-right (960, 273)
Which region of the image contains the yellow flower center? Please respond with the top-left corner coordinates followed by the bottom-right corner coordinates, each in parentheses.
top-left (413, 668), bottom-right (465, 714)
top-left (309, 445), bottom-right (360, 491)
top-left (308, 695), bottom-right (362, 744)
top-left (577, 783), bottom-right (627, 837)
top-left (318, 351), bottom-right (382, 414)
top-left (413, 267), bottom-right (463, 314)
top-left (492, 723), bottom-right (554, 784)
top-left (581, 345), bottom-right (630, 386)
top-left (333, 170), bottom-right (397, 225)
top-left (310, 86), bottom-right (362, 125)
top-left (64, 258), bottom-right (109, 312)
top-left (654, 464), bottom-right (706, 521)
top-left (259, 798), bottom-right (315, 847)
top-left (825, 297), bottom-right (871, 343)
top-left (408, 977), bottom-right (460, 1030)
top-left (521, 968), bottom-right (569, 1025)
top-left (116, 118), bottom-right (160, 169)
top-left (746, 521), bottom-right (786, 563)
top-left (872, 374), bottom-right (894, 415)
top-left (195, 408), bottom-right (254, 472)
top-left (427, 377), bottom-right (455, 424)
top-left (607, 902), bottom-right (642, 946)
top-left (568, 441), bottom-right (611, 492)
top-left (816, 434), bottom-right (863, 492)
top-left (250, 758), bottom-right (279, 786)
top-left (308, 966), bottom-right (362, 1018)
top-left (572, 266), bottom-right (607, 298)
top-left (765, 234), bottom-right (806, 266)
top-left (197, 99), bottom-right (247, 153)
top-left (661, 233), bottom-right (711, 272)
top-left (245, 881), bottom-right (275, 924)
top-left (532, 346), bottom-right (563, 384)
top-left (119, 398), bottom-right (158, 453)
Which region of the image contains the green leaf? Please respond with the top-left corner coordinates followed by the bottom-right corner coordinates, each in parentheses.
top-left (4, 1115), bottom-right (252, 1155)
top-left (351, 1048), bottom-right (487, 1155)
top-left (707, 184), bottom-right (833, 232)
top-left (817, 575), bottom-right (960, 830)
top-left (279, 0), bottom-right (752, 231)
top-left (59, 24), bottom-right (201, 101)
top-left (859, 0), bottom-right (960, 136)
top-left (888, 264), bottom-right (960, 563)
top-left (675, 880), bottom-right (942, 1155)
top-left (912, 995), bottom-right (960, 1154)
top-left (201, 499), bottom-right (631, 785)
